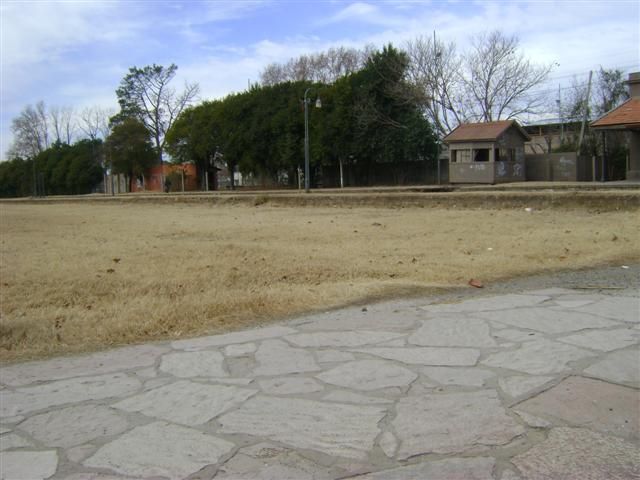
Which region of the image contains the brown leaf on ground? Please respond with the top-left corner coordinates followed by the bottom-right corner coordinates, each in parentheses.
top-left (468, 278), bottom-right (484, 288)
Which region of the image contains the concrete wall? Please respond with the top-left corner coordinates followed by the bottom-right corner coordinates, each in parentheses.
top-left (449, 162), bottom-right (495, 183)
top-left (628, 131), bottom-right (640, 181)
top-left (494, 161), bottom-right (525, 183)
top-left (525, 152), bottom-right (592, 181)
top-left (104, 174), bottom-right (129, 194)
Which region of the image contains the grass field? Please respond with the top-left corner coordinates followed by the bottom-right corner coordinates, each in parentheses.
top-left (1, 201), bottom-right (638, 361)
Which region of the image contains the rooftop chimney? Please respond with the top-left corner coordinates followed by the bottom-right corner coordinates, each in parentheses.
top-left (628, 72), bottom-right (640, 99)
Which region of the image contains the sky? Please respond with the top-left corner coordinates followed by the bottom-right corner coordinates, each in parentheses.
top-left (1, 0), bottom-right (639, 160)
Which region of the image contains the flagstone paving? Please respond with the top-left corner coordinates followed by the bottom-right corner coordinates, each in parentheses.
top-left (0, 285), bottom-right (638, 479)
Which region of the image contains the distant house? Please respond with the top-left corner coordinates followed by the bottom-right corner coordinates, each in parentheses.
top-left (591, 72), bottom-right (640, 181)
top-left (105, 163), bottom-right (199, 194)
top-left (523, 121), bottom-right (583, 154)
top-left (443, 120), bottom-right (530, 184)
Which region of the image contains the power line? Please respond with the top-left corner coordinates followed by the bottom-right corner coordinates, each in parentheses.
top-left (545, 63), bottom-right (638, 82)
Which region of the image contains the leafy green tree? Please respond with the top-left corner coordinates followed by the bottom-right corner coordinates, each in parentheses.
top-left (166, 45), bottom-right (436, 188)
top-left (319, 45), bottom-right (436, 185)
top-left (106, 118), bottom-right (156, 187)
top-left (0, 158), bottom-right (32, 197)
top-left (65, 139), bottom-right (105, 194)
top-left (166, 100), bottom-right (224, 189)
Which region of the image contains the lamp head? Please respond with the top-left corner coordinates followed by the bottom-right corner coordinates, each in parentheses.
top-left (315, 97), bottom-right (322, 108)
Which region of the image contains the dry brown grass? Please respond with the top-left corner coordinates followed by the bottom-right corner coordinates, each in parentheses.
top-left (1, 201), bottom-right (638, 361)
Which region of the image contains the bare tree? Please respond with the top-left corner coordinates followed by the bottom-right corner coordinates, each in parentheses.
top-left (405, 35), bottom-right (466, 137)
top-left (49, 105), bottom-right (75, 144)
top-left (593, 67), bottom-right (629, 116)
top-left (406, 31), bottom-right (552, 136)
top-left (259, 47), bottom-right (368, 86)
top-left (79, 106), bottom-right (114, 141)
top-left (462, 31), bottom-right (552, 122)
top-left (8, 101), bottom-right (50, 159)
top-left (115, 64), bottom-right (200, 163)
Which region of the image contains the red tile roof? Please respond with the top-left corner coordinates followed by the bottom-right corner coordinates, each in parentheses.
top-left (443, 120), bottom-right (531, 143)
top-left (591, 98), bottom-right (640, 129)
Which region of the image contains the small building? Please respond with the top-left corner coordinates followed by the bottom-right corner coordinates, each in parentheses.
top-left (591, 72), bottom-right (640, 181)
top-left (443, 120), bottom-right (530, 184)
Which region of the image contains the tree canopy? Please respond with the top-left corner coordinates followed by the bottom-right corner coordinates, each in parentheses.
top-left (114, 64), bottom-right (200, 164)
top-left (165, 45), bottom-right (437, 187)
top-left (106, 118), bottom-right (157, 181)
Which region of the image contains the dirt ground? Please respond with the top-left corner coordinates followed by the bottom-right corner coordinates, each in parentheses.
top-left (1, 201), bottom-right (638, 361)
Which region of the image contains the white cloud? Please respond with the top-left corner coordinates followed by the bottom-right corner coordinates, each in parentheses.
top-left (1, 0), bottom-right (638, 160)
top-left (1, 2), bottom-right (136, 67)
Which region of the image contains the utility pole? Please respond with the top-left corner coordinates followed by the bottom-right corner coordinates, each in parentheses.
top-left (578, 70), bottom-right (593, 152)
top-left (434, 30), bottom-right (442, 185)
top-left (557, 84), bottom-right (564, 144)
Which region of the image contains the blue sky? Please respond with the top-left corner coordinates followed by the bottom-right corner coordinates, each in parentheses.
top-left (1, 0), bottom-right (639, 159)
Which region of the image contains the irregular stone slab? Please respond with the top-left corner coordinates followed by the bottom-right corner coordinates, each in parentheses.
top-left (66, 444), bottom-right (98, 463)
top-left (378, 432), bottom-right (397, 458)
top-left (114, 380), bottom-right (256, 426)
top-left (476, 308), bottom-right (620, 334)
top-left (224, 343), bottom-right (257, 357)
top-left (345, 457), bottom-right (496, 479)
top-left (482, 340), bottom-right (594, 375)
top-left (513, 409), bottom-right (552, 428)
top-left (512, 428), bottom-right (640, 480)
top-left (253, 340), bottom-right (321, 376)
top-left (0, 450), bottom-right (58, 479)
top-left (583, 349), bottom-right (640, 386)
top-left (218, 396), bottom-right (386, 459)
top-left (498, 375), bottom-right (555, 398)
top-left (516, 376), bottom-right (639, 440)
top-left (210, 377), bottom-right (254, 385)
top-left (84, 421), bottom-right (235, 478)
top-left (422, 367), bottom-right (495, 387)
top-left (317, 360), bottom-right (417, 391)
top-left (296, 309), bottom-right (419, 332)
top-left (493, 329), bottom-right (545, 343)
top-left (376, 338), bottom-right (406, 347)
top-left (19, 405), bottom-right (129, 448)
top-left (143, 377), bottom-right (173, 390)
top-left (63, 474), bottom-right (140, 480)
top-left (0, 345), bottom-right (167, 387)
top-left (352, 347), bottom-right (479, 366)
top-left (554, 298), bottom-right (596, 308)
top-left (573, 296), bottom-right (640, 323)
top-left (171, 325), bottom-right (297, 350)
top-left (285, 331), bottom-right (404, 348)
top-left (0, 427), bottom-right (10, 435)
top-left (526, 288), bottom-right (579, 296)
top-left (0, 416), bottom-right (24, 425)
top-left (134, 367), bottom-right (157, 378)
top-left (407, 378), bottom-right (439, 396)
top-left (0, 373), bottom-right (141, 418)
top-left (316, 350), bottom-right (356, 363)
top-left (214, 442), bottom-right (334, 479)
top-left (499, 469), bottom-right (522, 480)
top-left (558, 328), bottom-right (638, 352)
top-left (393, 390), bottom-right (525, 458)
top-left (409, 317), bottom-right (496, 347)
top-left (259, 377), bottom-right (323, 395)
top-left (322, 391), bottom-right (393, 405)
top-left (420, 294), bottom-right (549, 313)
top-left (159, 350), bottom-right (227, 378)
top-left (0, 433), bottom-right (34, 450)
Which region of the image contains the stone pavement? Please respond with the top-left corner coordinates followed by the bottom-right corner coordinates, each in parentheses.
top-left (1, 287), bottom-right (638, 479)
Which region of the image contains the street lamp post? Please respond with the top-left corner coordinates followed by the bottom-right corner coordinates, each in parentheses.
top-left (303, 87), bottom-right (321, 193)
